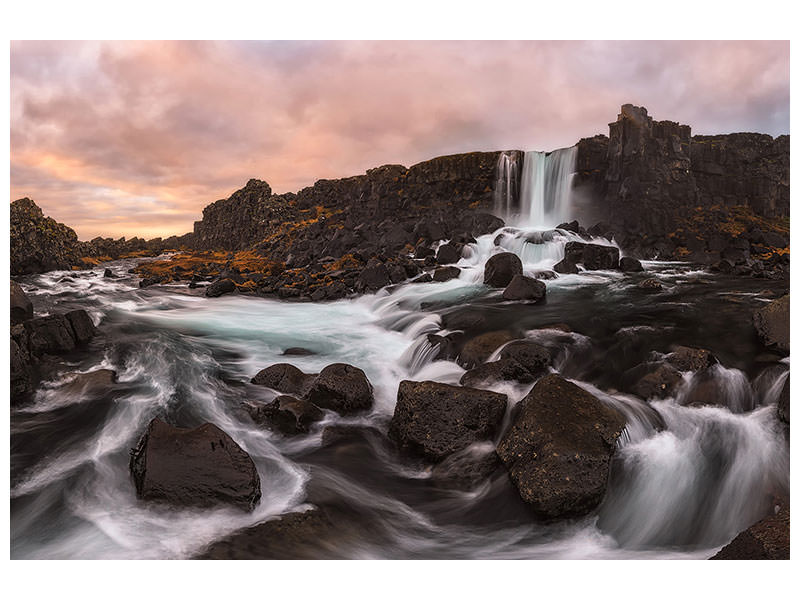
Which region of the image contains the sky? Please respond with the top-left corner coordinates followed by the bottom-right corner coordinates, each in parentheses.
top-left (9, 40), bottom-right (790, 240)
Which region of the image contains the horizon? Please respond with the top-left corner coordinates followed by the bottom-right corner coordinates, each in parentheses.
top-left (10, 40), bottom-right (790, 240)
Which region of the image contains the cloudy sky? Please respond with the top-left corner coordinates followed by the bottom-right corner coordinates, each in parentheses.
top-left (10, 40), bottom-right (789, 240)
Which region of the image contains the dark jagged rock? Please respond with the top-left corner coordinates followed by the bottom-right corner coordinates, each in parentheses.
top-left (139, 276), bottom-right (163, 288)
top-left (11, 281), bottom-right (33, 325)
top-left (25, 314), bottom-right (77, 355)
top-left (245, 396), bottom-right (324, 435)
top-left (496, 374), bottom-right (626, 519)
top-left (499, 340), bottom-right (551, 374)
top-left (753, 295), bottom-right (789, 353)
top-left (564, 241), bottom-right (620, 270)
top-left (459, 358), bottom-right (536, 388)
top-left (205, 278), bottom-right (237, 298)
top-left (627, 362), bottom-right (683, 399)
top-left (103, 268), bottom-right (118, 278)
top-left (129, 418), bottom-right (261, 511)
top-left (10, 198), bottom-right (81, 275)
top-left (433, 266), bottom-right (461, 282)
top-left (10, 338), bottom-right (32, 399)
top-left (305, 363), bottom-right (374, 415)
top-left (65, 309), bottom-right (96, 344)
top-left (502, 274), bottom-right (546, 302)
top-left (553, 258), bottom-right (579, 274)
top-left (251, 363), bottom-right (317, 396)
top-left (435, 242), bottom-right (462, 265)
top-left (282, 347), bottom-right (316, 356)
top-left (388, 380), bottom-right (507, 462)
top-left (666, 346), bottom-right (717, 372)
top-left (358, 261), bottom-right (390, 291)
top-left (458, 330), bottom-right (515, 369)
top-left (484, 252), bottom-right (522, 287)
top-left (711, 500), bottom-right (789, 560)
top-left (619, 256), bottom-right (644, 272)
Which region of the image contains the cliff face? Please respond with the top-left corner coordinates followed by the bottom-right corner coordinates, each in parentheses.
top-left (10, 198), bottom-right (81, 275)
top-left (575, 104), bottom-right (789, 257)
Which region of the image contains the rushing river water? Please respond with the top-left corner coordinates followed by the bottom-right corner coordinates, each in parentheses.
top-left (10, 224), bottom-right (790, 559)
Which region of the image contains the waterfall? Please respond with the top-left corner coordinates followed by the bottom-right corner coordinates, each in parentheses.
top-left (495, 147), bottom-right (578, 228)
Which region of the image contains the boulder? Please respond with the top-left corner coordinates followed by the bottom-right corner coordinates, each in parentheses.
top-left (619, 256), bottom-right (644, 272)
top-left (103, 268), bottom-right (118, 278)
top-left (711, 500), bottom-right (789, 560)
top-left (459, 358), bottom-right (536, 387)
top-left (666, 346), bottom-right (716, 371)
top-left (458, 330), bottom-right (515, 369)
top-left (11, 281), bottom-right (33, 325)
top-left (753, 295), bottom-right (789, 353)
top-left (282, 347), bottom-right (316, 356)
top-left (629, 362), bottom-right (683, 399)
top-left (129, 418), bottom-right (261, 511)
top-left (205, 278), bottom-right (237, 298)
top-left (251, 363), bottom-right (317, 396)
top-left (245, 395), bottom-right (324, 435)
top-left (24, 314), bottom-right (77, 355)
top-left (496, 374), bottom-right (626, 519)
top-left (502, 274), bottom-right (546, 302)
top-left (435, 242), bottom-right (462, 265)
top-left (358, 261), bottom-right (390, 291)
top-left (553, 258), bottom-right (579, 274)
top-left (65, 309), bottom-right (96, 344)
top-left (484, 252), bottom-right (522, 287)
top-left (305, 363), bottom-right (374, 415)
top-left (433, 266), bottom-right (461, 282)
top-left (563, 241), bottom-right (620, 270)
top-left (388, 380), bottom-right (507, 462)
top-left (499, 340), bottom-right (551, 374)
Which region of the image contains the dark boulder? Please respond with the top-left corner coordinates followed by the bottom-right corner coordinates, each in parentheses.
top-left (282, 347), bottom-right (316, 356)
top-left (496, 374), bottom-right (626, 519)
top-left (245, 396), bottom-right (324, 435)
top-left (10, 338), bottom-right (32, 400)
top-left (441, 308), bottom-right (488, 332)
top-left (435, 242), bottom-right (462, 265)
top-left (753, 295), bottom-right (789, 353)
top-left (458, 330), bottom-right (515, 369)
top-left (129, 418), bottom-right (261, 511)
top-left (666, 346), bottom-right (716, 371)
top-left (628, 362), bottom-right (683, 399)
top-left (139, 276), bottom-right (163, 288)
top-left (358, 261), bottom-right (390, 291)
top-left (433, 266), bottom-right (461, 282)
top-left (388, 380), bottom-right (507, 462)
top-left (619, 256), bottom-right (644, 272)
top-left (459, 358), bottom-right (536, 388)
top-left (251, 363), bottom-right (317, 396)
top-left (502, 274), bottom-right (546, 302)
top-left (205, 278), bottom-right (237, 298)
top-left (412, 273), bottom-right (433, 283)
top-left (24, 314), bottom-right (77, 355)
top-left (499, 340), bottom-right (551, 374)
top-left (103, 268), bottom-right (118, 278)
top-left (11, 281), bottom-right (33, 325)
top-left (553, 258), bottom-right (579, 274)
top-left (66, 309), bottom-right (96, 344)
top-left (583, 244), bottom-right (620, 270)
top-left (711, 500), bottom-right (789, 560)
top-left (484, 252), bottom-right (522, 287)
top-left (305, 363), bottom-right (374, 415)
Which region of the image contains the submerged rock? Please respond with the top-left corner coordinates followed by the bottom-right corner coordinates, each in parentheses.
top-left (496, 374), bottom-right (626, 519)
top-left (753, 294), bottom-right (789, 353)
top-left (305, 363), bottom-right (374, 415)
top-left (10, 281), bottom-right (33, 325)
top-left (388, 380), bottom-right (507, 462)
top-left (484, 252), bottom-right (522, 287)
top-left (502, 274), bottom-right (546, 302)
top-left (251, 363), bottom-right (317, 396)
top-left (245, 395), bottom-right (324, 435)
top-left (431, 444), bottom-right (501, 490)
top-left (433, 266), bottom-right (461, 282)
top-left (129, 418), bottom-right (261, 511)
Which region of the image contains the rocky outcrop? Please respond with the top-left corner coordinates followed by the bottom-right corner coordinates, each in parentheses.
top-left (10, 198), bottom-right (81, 275)
top-left (129, 418), bottom-right (261, 511)
top-left (496, 374), bottom-right (626, 519)
top-left (711, 500), bottom-right (789, 560)
top-left (10, 281), bottom-right (33, 325)
top-left (753, 295), bottom-right (789, 353)
top-left (388, 381), bottom-right (507, 462)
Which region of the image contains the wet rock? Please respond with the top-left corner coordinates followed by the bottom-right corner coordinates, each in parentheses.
top-left (502, 274), bottom-right (546, 302)
top-left (441, 308), bottom-right (488, 332)
top-left (619, 256), bottom-right (644, 272)
top-left (431, 444), bottom-right (501, 490)
top-left (637, 278), bottom-right (662, 291)
top-left (388, 380), bottom-right (507, 462)
top-left (553, 258), bottom-right (579, 274)
top-left (435, 242), bottom-right (462, 265)
top-left (777, 375), bottom-right (789, 424)
top-left (65, 309), bottom-right (96, 344)
top-left (711, 500), bottom-right (789, 560)
top-left (139, 276), bottom-right (163, 288)
top-left (358, 261), bottom-right (390, 291)
top-left (205, 278), bottom-right (237, 298)
top-left (531, 269), bottom-right (558, 280)
top-left (10, 338), bottom-right (32, 400)
top-left (129, 418), bottom-right (261, 511)
top-left (61, 369), bottom-right (117, 396)
top-left (564, 241), bottom-right (620, 270)
top-left (496, 374), bottom-right (626, 519)
top-left (458, 330), bottom-right (515, 369)
top-left (103, 268), bottom-right (118, 278)
top-left (459, 358), bottom-right (536, 387)
top-left (282, 347), bottom-right (316, 356)
top-left (11, 281), bottom-right (33, 325)
top-left (251, 363), bottom-right (317, 396)
top-left (412, 273), bottom-right (433, 283)
top-left (629, 362), bottom-right (683, 399)
top-left (24, 314), bottom-right (77, 355)
top-left (753, 295), bottom-right (789, 353)
top-left (499, 340), bottom-right (552, 374)
top-left (484, 252), bottom-right (522, 287)
top-left (388, 264), bottom-right (408, 284)
top-left (305, 363), bottom-right (374, 415)
top-left (666, 346), bottom-right (716, 371)
top-left (245, 395), bottom-right (324, 435)
top-left (433, 266), bottom-right (461, 282)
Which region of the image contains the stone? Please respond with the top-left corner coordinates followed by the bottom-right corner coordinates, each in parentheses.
top-left (305, 363), bottom-right (374, 415)
top-left (666, 346), bottom-right (716, 371)
top-left (24, 314), bottom-right (76, 355)
top-left (619, 256), bottom-right (644, 272)
top-left (483, 252), bottom-right (522, 287)
top-left (459, 358), bottom-right (537, 387)
top-left (358, 262), bottom-right (390, 291)
top-left (433, 266), bottom-right (461, 282)
top-left (205, 278), bottom-right (237, 298)
top-left (458, 330), bottom-right (515, 369)
top-left (502, 274), bottom-right (546, 302)
top-left (753, 295), bottom-right (789, 353)
top-left (388, 380), bottom-right (507, 462)
top-left (435, 242), bottom-right (462, 265)
top-left (496, 374), bottom-right (626, 519)
top-left (129, 418), bottom-right (261, 511)
top-left (65, 309), bottom-right (96, 344)
top-left (11, 281), bottom-right (33, 325)
top-left (711, 500), bottom-right (789, 560)
top-left (630, 362), bottom-right (683, 399)
top-left (282, 347), bottom-right (316, 356)
top-left (553, 258), bottom-right (579, 274)
top-left (245, 395), bottom-right (324, 435)
top-left (499, 340), bottom-right (551, 374)
top-left (103, 268), bottom-right (118, 278)
top-left (251, 363), bottom-right (317, 396)
top-left (638, 278), bottom-right (662, 291)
